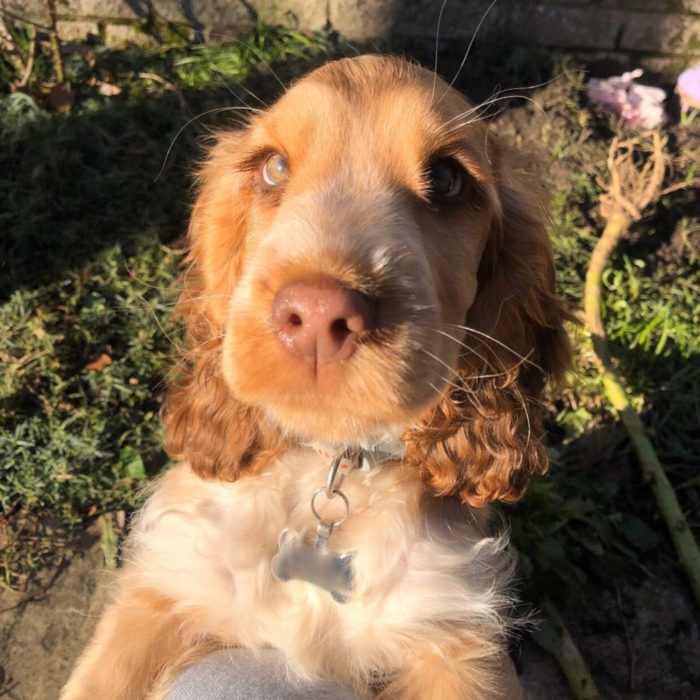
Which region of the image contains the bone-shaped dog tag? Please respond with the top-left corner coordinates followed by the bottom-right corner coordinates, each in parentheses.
top-left (271, 525), bottom-right (354, 603)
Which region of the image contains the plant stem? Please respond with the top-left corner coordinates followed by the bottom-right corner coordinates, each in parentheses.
top-left (42, 0), bottom-right (64, 84)
top-left (584, 210), bottom-right (700, 606)
top-left (531, 599), bottom-right (602, 699)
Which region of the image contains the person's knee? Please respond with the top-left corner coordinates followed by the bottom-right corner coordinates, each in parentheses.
top-left (164, 648), bottom-right (366, 700)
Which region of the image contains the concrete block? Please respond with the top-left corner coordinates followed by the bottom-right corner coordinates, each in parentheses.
top-left (59, 0), bottom-right (147, 20)
top-left (330, 0), bottom-right (512, 41)
top-left (150, 0), bottom-right (250, 29)
top-left (1, 0), bottom-right (48, 26)
top-left (397, 1), bottom-right (507, 41)
top-left (104, 22), bottom-right (157, 45)
top-left (56, 19), bottom-right (100, 41)
top-left (680, 0), bottom-right (700, 13)
top-left (583, 49), bottom-right (691, 76)
top-left (599, 0), bottom-right (688, 10)
top-left (329, 0), bottom-right (399, 40)
top-left (620, 11), bottom-right (699, 54)
top-left (640, 54), bottom-right (698, 74)
top-left (255, 0), bottom-right (327, 32)
top-left (505, 5), bottom-right (623, 50)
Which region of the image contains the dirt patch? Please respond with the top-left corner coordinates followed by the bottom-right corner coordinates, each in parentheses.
top-left (0, 541), bottom-right (112, 699)
top-left (567, 565), bottom-right (700, 699)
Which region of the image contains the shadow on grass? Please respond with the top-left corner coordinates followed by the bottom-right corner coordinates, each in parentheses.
top-left (2, 86), bottom-right (228, 300)
top-left (0, 37), bottom-right (350, 300)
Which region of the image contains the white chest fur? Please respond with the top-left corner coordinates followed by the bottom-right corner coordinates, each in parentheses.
top-left (125, 450), bottom-right (513, 682)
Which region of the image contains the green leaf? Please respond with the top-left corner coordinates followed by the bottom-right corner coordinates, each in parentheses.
top-left (99, 514), bottom-right (119, 569)
top-left (616, 515), bottom-right (659, 552)
top-left (119, 445), bottom-right (146, 479)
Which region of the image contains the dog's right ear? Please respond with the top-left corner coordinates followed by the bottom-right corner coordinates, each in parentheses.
top-left (162, 131), bottom-right (287, 481)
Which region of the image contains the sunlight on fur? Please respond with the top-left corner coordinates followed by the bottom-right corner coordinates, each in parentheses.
top-left (62, 55), bottom-right (570, 700)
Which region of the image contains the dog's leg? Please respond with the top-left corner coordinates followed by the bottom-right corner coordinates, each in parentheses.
top-left (60, 587), bottom-right (201, 700)
top-left (379, 647), bottom-right (522, 700)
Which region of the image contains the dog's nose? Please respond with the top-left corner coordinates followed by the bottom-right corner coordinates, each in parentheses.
top-left (271, 280), bottom-right (372, 367)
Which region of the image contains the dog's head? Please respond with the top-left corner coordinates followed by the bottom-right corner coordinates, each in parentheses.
top-left (164, 55), bottom-right (571, 505)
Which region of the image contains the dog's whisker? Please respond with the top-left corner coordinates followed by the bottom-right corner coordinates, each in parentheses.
top-left (440, 73), bottom-right (563, 131)
top-left (448, 324), bottom-right (544, 374)
top-left (444, 94), bottom-right (546, 135)
top-left (438, 0), bottom-right (498, 103)
top-left (435, 328), bottom-right (536, 379)
top-left (430, 0), bottom-right (450, 106)
top-left (212, 70), bottom-right (267, 112)
top-left (155, 106), bottom-right (257, 183)
top-left (419, 350), bottom-right (484, 407)
top-left (434, 328), bottom-right (502, 376)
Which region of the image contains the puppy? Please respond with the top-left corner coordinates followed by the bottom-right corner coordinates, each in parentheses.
top-left (62, 55), bottom-right (570, 699)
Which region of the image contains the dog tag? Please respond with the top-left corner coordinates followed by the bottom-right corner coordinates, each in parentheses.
top-left (271, 525), bottom-right (354, 603)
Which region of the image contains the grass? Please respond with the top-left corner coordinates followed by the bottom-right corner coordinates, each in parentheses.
top-left (0, 23), bottom-right (340, 586)
top-left (0, 24), bottom-right (697, 609)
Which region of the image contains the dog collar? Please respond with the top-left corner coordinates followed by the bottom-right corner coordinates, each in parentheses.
top-left (271, 438), bottom-right (405, 603)
top-left (310, 438), bottom-right (406, 474)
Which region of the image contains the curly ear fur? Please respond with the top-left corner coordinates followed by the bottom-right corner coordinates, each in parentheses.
top-left (162, 133), bottom-right (288, 479)
top-left (404, 148), bottom-right (572, 506)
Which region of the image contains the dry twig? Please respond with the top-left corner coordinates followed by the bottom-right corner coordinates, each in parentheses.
top-left (41, 0), bottom-right (64, 84)
top-left (16, 23), bottom-right (37, 89)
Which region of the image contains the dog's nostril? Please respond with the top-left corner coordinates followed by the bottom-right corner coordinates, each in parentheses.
top-left (330, 317), bottom-right (351, 340)
top-left (271, 280), bottom-right (372, 368)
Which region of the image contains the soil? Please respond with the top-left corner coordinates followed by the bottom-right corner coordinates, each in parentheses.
top-left (0, 535), bottom-right (110, 699)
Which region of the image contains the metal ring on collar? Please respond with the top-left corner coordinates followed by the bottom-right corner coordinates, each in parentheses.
top-left (311, 487), bottom-right (350, 528)
top-left (325, 447), bottom-right (354, 498)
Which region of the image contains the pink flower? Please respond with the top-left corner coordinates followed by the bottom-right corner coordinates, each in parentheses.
top-left (676, 64), bottom-right (700, 113)
top-left (587, 69), bottom-right (666, 129)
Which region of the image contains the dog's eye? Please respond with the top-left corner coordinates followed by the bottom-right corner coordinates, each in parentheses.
top-left (427, 159), bottom-right (464, 200)
top-left (261, 153), bottom-right (289, 187)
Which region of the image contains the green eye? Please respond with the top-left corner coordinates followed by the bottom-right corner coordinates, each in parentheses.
top-left (427, 158), bottom-right (464, 199)
top-left (261, 153), bottom-right (289, 186)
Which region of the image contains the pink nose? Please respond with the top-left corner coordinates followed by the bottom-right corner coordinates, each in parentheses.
top-left (271, 280), bottom-right (372, 368)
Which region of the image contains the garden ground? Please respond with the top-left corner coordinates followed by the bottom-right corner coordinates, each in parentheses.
top-left (1, 25), bottom-right (698, 699)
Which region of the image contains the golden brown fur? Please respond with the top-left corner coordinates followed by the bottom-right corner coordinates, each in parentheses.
top-left (63, 55), bottom-right (570, 699)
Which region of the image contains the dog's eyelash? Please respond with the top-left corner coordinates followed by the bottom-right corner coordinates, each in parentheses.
top-left (236, 147), bottom-right (286, 174)
top-left (421, 154), bottom-right (485, 209)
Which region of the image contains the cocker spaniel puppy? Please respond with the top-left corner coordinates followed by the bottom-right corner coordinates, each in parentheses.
top-left (62, 55), bottom-right (570, 700)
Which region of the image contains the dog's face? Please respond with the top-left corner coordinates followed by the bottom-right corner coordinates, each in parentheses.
top-left (171, 55), bottom-right (570, 504)
top-left (194, 57), bottom-right (499, 441)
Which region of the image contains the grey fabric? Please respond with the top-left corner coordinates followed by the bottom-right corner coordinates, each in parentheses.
top-left (164, 648), bottom-right (368, 700)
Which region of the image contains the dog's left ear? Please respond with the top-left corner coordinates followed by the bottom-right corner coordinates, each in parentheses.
top-left (404, 145), bottom-right (572, 506)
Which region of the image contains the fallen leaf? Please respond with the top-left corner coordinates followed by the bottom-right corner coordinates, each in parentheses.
top-left (49, 83), bottom-right (74, 112)
top-left (85, 353), bottom-right (112, 371)
top-left (97, 80), bottom-right (122, 96)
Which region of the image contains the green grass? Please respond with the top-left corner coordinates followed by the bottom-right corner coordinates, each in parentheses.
top-left (0, 24), bottom-right (340, 586)
top-left (503, 61), bottom-right (700, 600)
top-left (0, 26), bottom-right (697, 599)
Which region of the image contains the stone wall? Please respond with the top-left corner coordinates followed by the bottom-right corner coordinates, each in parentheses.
top-left (2, 0), bottom-right (698, 72)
